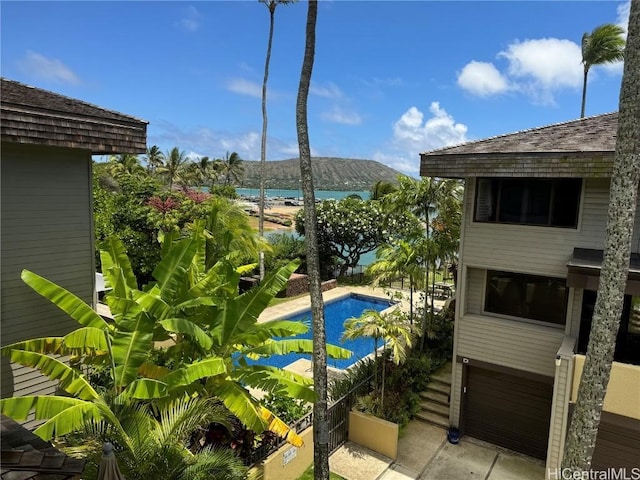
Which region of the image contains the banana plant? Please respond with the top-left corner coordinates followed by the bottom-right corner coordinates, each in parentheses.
top-left (1, 232), bottom-right (351, 447)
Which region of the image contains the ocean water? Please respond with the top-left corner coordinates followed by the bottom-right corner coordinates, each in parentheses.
top-left (237, 188), bottom-right (370, 201)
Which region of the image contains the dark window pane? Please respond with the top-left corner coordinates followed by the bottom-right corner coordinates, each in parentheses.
top-left (551, 179), bottom-right (581, 227)
top-left (525, 180), bottom-right (552, 224)
top-left (474, 177), bottom-right (581, 228)
top-left (485, 270), bottom-right (567, 325)
top-left (498, 180), bottom-right (525, 223)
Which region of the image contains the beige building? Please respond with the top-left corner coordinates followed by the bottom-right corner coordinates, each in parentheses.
top-left (421, 112), bottom-right (640, 471)
top-left (1, 78), bottom-right (147, 407)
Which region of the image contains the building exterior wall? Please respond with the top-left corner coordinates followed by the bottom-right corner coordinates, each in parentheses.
top-left (1, 142), bottom-right (95, 401)
top-left (452, 175), bottom-right (640, 469)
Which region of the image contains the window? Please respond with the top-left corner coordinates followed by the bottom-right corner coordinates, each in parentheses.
top-left (475, 178), bottom-right (581, 227)
top-left (578, 290), bottom-right (640, 365)
top-left (485, 270), bottom-right (568, 325)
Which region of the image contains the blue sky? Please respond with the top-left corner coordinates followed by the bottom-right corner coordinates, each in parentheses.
top-left (1, 1), bottom-right (630, 176)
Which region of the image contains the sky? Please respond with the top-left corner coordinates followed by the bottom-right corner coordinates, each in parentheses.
top-left (1, 1), bottom-right (631, 176)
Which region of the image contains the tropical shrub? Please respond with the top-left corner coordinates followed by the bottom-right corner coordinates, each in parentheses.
top-left (0, 231), bottom-right (351, 450)
top-left (260, 392), bottom-right (311, 425)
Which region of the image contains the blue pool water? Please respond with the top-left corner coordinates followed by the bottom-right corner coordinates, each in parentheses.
top-left (250, 294), bottom-right (394, 370)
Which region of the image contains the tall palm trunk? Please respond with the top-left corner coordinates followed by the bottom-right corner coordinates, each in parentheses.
top-left (580, 67), bottom-right (589, 118)
top-left (259, 2), bottom-right (277, 280)
top-left (295, 2), bottom-right (329, 479)
top-left (563, 2), bottom-right (639, 471)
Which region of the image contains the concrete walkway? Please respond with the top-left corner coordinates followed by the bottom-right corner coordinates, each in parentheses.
top-left (329, 420), bottom-right (546, 480)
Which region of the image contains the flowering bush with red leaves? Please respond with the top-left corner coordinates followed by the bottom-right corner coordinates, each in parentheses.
top-left (147, 196), bottom-right (179, 213)
top-left (184, 189), bottom-right (211, 204)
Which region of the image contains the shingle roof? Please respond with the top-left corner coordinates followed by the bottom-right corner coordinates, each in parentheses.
top-left (420, 113), bottom-right (618, 178)
top-left (1, 78), bottom-right (147, 154)
top-left (1, 415), bottom-right (86, 479)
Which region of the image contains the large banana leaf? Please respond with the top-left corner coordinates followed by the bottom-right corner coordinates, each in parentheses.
top-left (247, 339), bottom-right (353, 360)
top-left (231, 366), bottom-right (315, 402)
top-left (163, 357), bottom-right (227, 389)
top-left (159, 318), bottom-right (213, 350)
top-left (4, 349), bottom-right (99, 400)
top-left (260, 407), bottom-right (304, 447)
top-left (0, 396), bottom-right (102, 440)
top-left (21, 270), bottom-right (108, 330)
top-left (111, 329), bottom-right (154, 388)
top-left (153, 237), bottom-right (197, 304)
top-left (100, 236), bottom-right (138, 291)
top-left (210, 378), bottom-right (268, 433)
top-left (187, 259), bottom-right (239, 299)
top-left (1, 329), bottom-right (108, 357)
top-left (132, 289), bottom-right (171, 320)
top-left (119, 378), bottom-right (169, 400)
top-left (214, 261), bottom-right (299, 348)
top-left (238, 320), bottom-right (309, 345)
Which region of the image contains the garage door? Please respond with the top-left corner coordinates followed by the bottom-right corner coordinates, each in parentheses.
top-left (590, 413), bottom-right (640, 470)
top-left (463, 365), bottom-right (553, 459)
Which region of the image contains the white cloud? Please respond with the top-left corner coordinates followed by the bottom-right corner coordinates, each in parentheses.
top-left (226, 78), bottom-right (262, 98)
top-left (499, 38), bottom-right (582, 91)
top-left (321, 105), bottom-right (362, 125)
top-left (617, 0), bottom-right (631, 35)
top-left (458, 37), bottom-right (584, 105)
top-left (457, 61), bottom-right (509, 97)
top-left (17, 51), bottom-right (81, 85)
top-left (178, 6), bottom-right (202, 32)
top-left (311, 82), bottom-right (344, 98)
top-left (373, 102), bottom-right (468, 175)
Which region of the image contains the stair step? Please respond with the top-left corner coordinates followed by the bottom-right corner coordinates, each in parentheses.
top-left (415, 411), bottom-right (449, 428)
top-left (426, 382), bottom-right (450, 396)
top-left (430, 374), bottom-right (452, 387)
top-left (420, 401), bottom-right (450, 417)
top-left (420, 390), bottom-right (449, 406)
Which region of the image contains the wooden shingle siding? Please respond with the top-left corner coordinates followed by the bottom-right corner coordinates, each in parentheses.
top-left (1, 78), bottom-right (147, 154)
top-left (420, 113), bottom-right (617, 178)
top-left (1, 143), bottom-right (94, 399)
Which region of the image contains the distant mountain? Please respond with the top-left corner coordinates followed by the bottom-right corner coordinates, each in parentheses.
top-left (239, 157), bottom-right (403, 191)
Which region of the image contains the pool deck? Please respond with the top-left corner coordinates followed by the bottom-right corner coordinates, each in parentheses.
top-left (258, 285), bottom-right (446, 323)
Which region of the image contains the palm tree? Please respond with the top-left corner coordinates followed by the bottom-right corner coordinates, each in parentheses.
top-left (342, 309), bottom-right (414, 416)
top-left (161, 147), bottom-right (188, 190)
top-left (367, 237), bottom-right (425, 320)
top-left (145, 145), bottom-right (165, 175)
top-left (580, 23), bottom-right (626, 118)
top-left (220, 151), bottom-right (244, 186)
top-left (294, 1), bottom-right (329, 478)
top-left (563, 2), bottom-right (638, 471)
top-left (108, 154), bottom-right (145, 177)
top-left (65, 397), bottom-right (247, 480)
top-left (370, 180), bottom-right (397, 201)
top-left (259, 0), bottom-right (296, 281)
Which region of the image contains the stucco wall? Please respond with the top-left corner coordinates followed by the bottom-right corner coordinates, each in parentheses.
top-left (255, 427), bottom-right (314, 480)
top-left (348, 410), bottom-right (398, 460)
top-left (572, 355), bottom-right (640, 420)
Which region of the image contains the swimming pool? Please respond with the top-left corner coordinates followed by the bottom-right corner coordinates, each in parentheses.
top-left (252, 293), bottom-right (395, 370)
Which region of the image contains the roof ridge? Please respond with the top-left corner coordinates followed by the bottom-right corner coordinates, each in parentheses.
top-left (420, 112), bottom-right (618, 155)
top-left (1, 77), bottom-right (148, 124)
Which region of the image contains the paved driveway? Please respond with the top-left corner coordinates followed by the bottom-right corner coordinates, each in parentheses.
top-left (330, 420), bottom-right (545, 480)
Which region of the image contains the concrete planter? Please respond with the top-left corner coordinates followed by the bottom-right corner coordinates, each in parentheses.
top-left (348, 410), bottom-right (399, 460)
top-left (250, 427), bottom-right (314, 480)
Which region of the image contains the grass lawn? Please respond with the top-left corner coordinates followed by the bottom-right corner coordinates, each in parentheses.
top-left (297, 466), bottom-right (346, 480)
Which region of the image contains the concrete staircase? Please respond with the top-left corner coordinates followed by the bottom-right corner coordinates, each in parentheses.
top-left (415, 362), bottom-right (451, 428)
